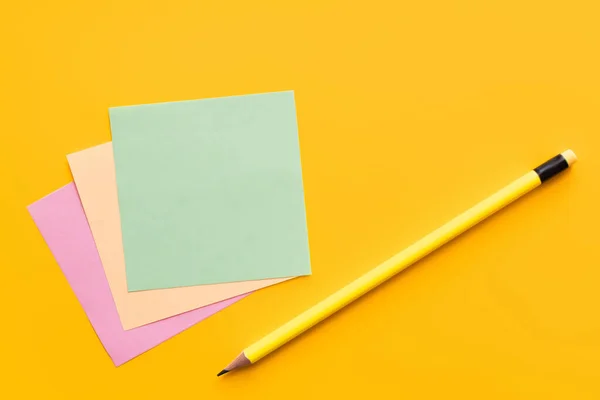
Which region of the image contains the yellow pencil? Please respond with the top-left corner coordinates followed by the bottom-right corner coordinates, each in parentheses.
top-left (218, 150), bottom-right (578, 376)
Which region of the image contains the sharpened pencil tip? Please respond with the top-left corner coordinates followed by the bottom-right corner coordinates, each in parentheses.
top-left (217, 369), bottom-right (229, 377)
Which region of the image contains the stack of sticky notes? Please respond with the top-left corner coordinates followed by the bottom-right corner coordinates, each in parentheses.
top-left (28, 91), bottom-right (312, 366)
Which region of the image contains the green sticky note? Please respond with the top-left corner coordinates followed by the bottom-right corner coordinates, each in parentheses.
top-left (110, 91), bottom-right (312, 291)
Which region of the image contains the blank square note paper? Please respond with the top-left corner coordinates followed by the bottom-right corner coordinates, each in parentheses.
top-left (111, 91), bottom-right (312, 291)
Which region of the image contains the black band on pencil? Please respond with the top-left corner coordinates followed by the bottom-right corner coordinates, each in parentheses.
top-left (534, 154), bottom-right (569, 182)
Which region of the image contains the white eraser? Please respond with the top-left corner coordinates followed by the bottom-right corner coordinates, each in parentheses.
top-left (561, 149), bottom-right (577, 166)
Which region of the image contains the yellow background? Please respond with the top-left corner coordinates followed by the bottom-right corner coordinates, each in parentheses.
top-left (2, 0), bottom-right (599, 398)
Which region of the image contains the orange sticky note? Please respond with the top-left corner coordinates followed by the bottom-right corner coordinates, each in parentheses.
top-left (67, 142), bottom-right (290, 330)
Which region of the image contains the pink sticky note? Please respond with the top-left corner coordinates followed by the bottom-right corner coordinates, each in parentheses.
top-left (28, 183), bottom-right (247, 366)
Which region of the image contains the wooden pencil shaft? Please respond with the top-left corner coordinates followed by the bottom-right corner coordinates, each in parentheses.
top-left (229, 150), bottom-right (577, 371)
